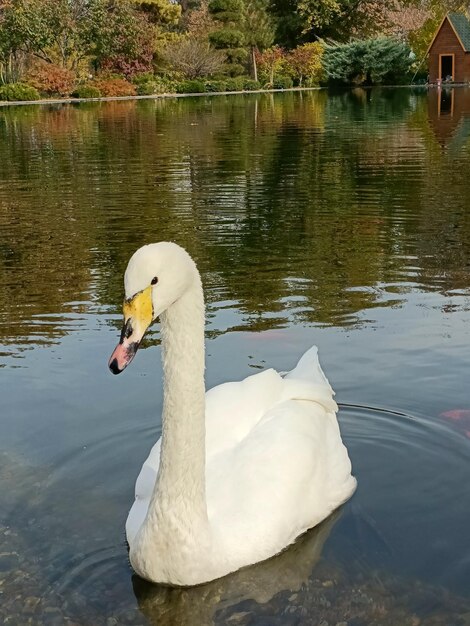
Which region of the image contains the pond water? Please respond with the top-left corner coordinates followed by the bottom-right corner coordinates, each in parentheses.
top-left (1, 87), bottom-right (470, 626)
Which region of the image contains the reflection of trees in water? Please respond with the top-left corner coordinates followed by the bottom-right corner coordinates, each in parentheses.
top-left (1, 89), bottom-right (470, 355)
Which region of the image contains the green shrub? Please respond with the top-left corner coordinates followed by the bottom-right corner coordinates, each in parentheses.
top-left (132, 72), bottom-right (155, 85)
top-left (223, 63), bottom-right (246, 77)
top-left (205, 80), bottom-right (227, 92)
top-left (134, 74), bottom-right (176, 96)
top-left (273, 76), bottom-right (293, 89)
top-left (73, 85), bottom-right (102, 99)
top-left (225, 47), bottom-right (248, 64)
top-left (303, 77), bottom-right (321, 88)
top-left (323, 38), bottom-right (413, 85)
top-left (176, 80), bottom-right (206, 94)
top-left (411, 67), bottom-right (427, 84)
top-left (243, 79), bottom-right (261, 91)
top-left (136, 82), bottom-right (157, 95)
top-left (209, 28), bottom-right (245, 49)
top-left (224, 76), bottom-right (245, 91)
top-left (0, 83), bottom-right (40, 102)
top-left (154, 76), bottom-right (177, 93)
top-left (208, 0), bottom-right (243, 15)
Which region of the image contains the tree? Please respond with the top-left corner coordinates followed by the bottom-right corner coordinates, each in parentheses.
top-left (0, 0), bottom-right (174, 81)
top-left (243, 0), bottom-right (274, 80)
top-left (329, 0), bottom-right (397, 40)
top-left (184, 0), bottom-right (216, 38)
top-left (0, 0), bottom-right (24, 82)
top-left (405, 1), bottom-right (469, 60)
top-left (161, 37), bottom-right (225, 77)
top-left (269, 0), bottom-right (357, 46)
top-left (255, 44), bottom-right (284, 84)
top-left (285, 41), bottom-right (324, 86)
top-left (268, 0), bottom-right (421, 47)
top-left (384, 3), bottom-right (430, 40)
top-left (208, 0), bottom-right (246, 75)
top-left (323, 37), bottom-right (413, 85)
top-left (132, 0), bottom-right (181, 26)
top-left (0, 0), bottom-right (116, 71)
top-left (0, 0), bottom-right (157, 75)
top-left (91, 1), bottom-right (157, 76)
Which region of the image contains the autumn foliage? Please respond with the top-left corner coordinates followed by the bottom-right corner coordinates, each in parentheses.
top-left (92, 77), bottom-right (137, 97)
top-left (286, 42), bottom-right (324, 86)
top-left (255, 46), bottom-right (284, 84)
top-left (27, 62), bottom-right (76, 96)
top-left (0, 0), bottom-right (457, 99)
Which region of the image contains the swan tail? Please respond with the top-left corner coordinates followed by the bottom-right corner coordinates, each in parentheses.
top-left (285, 346), bottom-right (331, 389)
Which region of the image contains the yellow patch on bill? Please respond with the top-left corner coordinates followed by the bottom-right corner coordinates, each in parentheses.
top-left (123, 285), bottom-right (153, 328)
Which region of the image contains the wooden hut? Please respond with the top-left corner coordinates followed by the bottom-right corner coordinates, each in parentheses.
top-left (427, 13), bottom-right (470, 83)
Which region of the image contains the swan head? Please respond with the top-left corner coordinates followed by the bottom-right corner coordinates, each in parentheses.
top-left (108, 242), bottom-right (197, 374)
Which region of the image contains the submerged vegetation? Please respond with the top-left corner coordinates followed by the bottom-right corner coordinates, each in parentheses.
top-left (0, 0), bottom-right (467, 100)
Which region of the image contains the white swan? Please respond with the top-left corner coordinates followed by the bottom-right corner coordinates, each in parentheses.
top-left (108, 242), bottom-right (356, 586)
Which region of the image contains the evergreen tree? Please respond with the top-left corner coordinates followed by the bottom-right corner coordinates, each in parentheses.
top-left (243, 0), bottom-right (274, 80)
top-left (323, 37), bottom-right (413, 85)
top-left (208, 0), bottom-right (246, 76)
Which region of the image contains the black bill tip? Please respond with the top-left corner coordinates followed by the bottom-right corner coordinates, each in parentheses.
top-left (109, 358), bottom-right (122, 375)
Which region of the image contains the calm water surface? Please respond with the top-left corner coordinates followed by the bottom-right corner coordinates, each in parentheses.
top-left (1, 87), bottom-right (470, 625)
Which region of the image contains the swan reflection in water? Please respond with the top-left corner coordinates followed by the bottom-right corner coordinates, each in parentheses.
top-left (133, 512), bottom-right (338, 626)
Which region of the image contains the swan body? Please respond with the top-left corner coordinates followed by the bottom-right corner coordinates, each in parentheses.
top-left (109, 242), bottom-right (356, 586)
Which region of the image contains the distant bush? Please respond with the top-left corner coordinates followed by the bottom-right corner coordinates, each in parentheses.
top-left (285, 42), bottom-right (324, 87)
top-left (209, 28), bottom-right (245, 49)
top-left (411, 67), bottom-right (428, 85)
top-left (304, 77), bottom-right (321, 88)
top-left (154, 77), bottom-right (177, 93)
top-left (208, 0), bottom-right (243, 15)
top-left (205, 80), bottom-right (227, 92)
top-left (135, 74), bottom-right (176, 95)
top-left (273, 76), bottom-right (293, 89)
top-left (73, 85), bottom-right (102, 99)
top-left (136, 82), bottom-right (157, 95)
top-left (0, 83), bottom-right (40, 101)
top-left (132, 72), bottom-right (155, 85)
top-left (243, 79), bottom-right (261, 91)
top-left (323, 38), bottom-right (413, 85)
top-left (225, 47), bottom-right (248, 64)
top-left (224, 76), bottom-right (245, 91)
top-left (176, 79), bottom-right (206, 93)
top-left (223, 62), bottom-right (246, 77)
top-left (27, 63), bottom-right (75, 96)
top-left (92, 78), bottom-right (137, 97)
top-left (161, 39), bottom-right (225, 80)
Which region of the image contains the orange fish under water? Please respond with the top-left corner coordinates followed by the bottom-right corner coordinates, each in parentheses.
top-left (440, 409), bottom-right (470, 439)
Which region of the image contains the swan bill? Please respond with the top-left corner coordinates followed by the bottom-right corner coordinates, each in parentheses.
top-left (108, 286), bottom-right (153, 375)
top-left (108, 340), bottom-right (139, 374)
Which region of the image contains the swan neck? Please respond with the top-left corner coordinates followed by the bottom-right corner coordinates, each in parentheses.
top-left (152, 276), bottom-right (207, 526)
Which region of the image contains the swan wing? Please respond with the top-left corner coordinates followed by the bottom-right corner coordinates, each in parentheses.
top-left (204, 346), bottom-right (356, 571)
top-left (204, 345), bottom-right (336, 456)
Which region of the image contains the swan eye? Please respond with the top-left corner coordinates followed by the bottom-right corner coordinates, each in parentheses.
top-left (151, 276), bottom-right (158, 285)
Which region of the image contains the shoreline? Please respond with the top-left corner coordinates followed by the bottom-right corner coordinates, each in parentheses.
top-left (0, 86), bottom-right (322, 107)
top-left (0, 83), bottom-right (434, 108)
